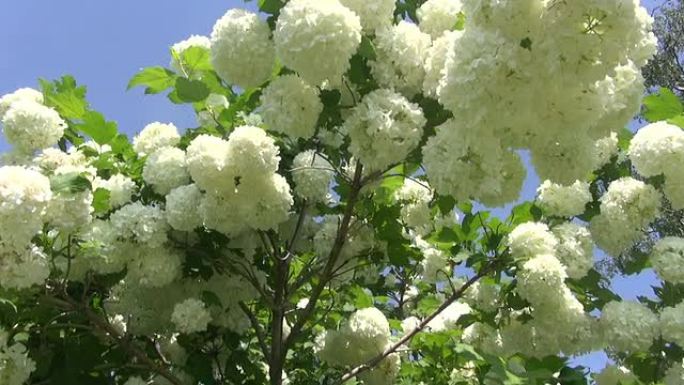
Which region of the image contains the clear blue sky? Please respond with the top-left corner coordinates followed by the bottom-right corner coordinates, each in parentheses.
top-left (0, 0), bottom-right (665, 376)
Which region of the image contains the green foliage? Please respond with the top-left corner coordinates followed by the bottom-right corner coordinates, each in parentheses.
top-left (49, 172), bottom-right (92, 194)
top-left (642, 87), bottom-right (683, 122)
top-left (127, 66), bottom-right (177, 94)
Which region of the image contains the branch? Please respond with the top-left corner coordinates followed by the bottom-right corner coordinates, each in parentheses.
top-left (284, 162), bottom-right (364, 349)
top-left (239, 302), bottom-right (270, 361)
top-left (334, 268), bottom-right (492, 385)
top-left (43, 295), bottom-right (184, 385)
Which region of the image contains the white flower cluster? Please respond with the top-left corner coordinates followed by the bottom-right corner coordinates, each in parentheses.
top-left (394, 179), bottom-right (434, 235)
top-left (371, 21), bottom-right (432, 97)
top-left (0, 329), bottom-right (36, 385)
top-left (660, 301), bottom-right (684, 347)
top-left (93, 174), bottom-right (136, 208)
top-left (260, 74), bottom-right (323, 139)
top-left (651, 237), bottom-right (684, 284)
top-left (132, 122), bottom-right (180, 156)
top-left (345, 89), bottom-right (426, 171)
top-left (590, 177), bottom-right (661, 256)
top-left (187, 127), bottom-right (292, 236)
top-left (423, 119), bottom-right (525, 206)
top-left (110, 202), bottom-right (168, 247)
top-left (275, 0), bottom-right (361, 86)
top-left (536, 180), bottom-right (592, 217)
top-left (338, 0), bottom-right (395, 32)
top-left (142, 147), bottom-right (190, 195)
top-left (507, 222), bottom-right (557, 260)
top-left (1, 100), bottom-right (65, 154)
top-left (423, 0), bottom-right (655, 200)
top-left (165, 184), bottom-right (203, 232)
top-left (171, 298), bottom-right (212, 334)
top-left (210, 9), bottom-right (275, 89)
top-left (0, 88), bottom-right (43, 119)
top-left (427, 301), bottom-right (471, 332)
top-left (629, 121), bottom-right (684, 209)
top-left (291, 150), bottom-right (334, 202)
top-left (423, 30), bottom-right (462, 98)
top-left (317, 308), bottom-right (399, 384)
top-left (552, 223), bottom-right (594, 280)
top-left (417, 0), bottom-right (463, 39)
top-left (600, 300), bottom-right (658, 352)
top-left (664, 361), bottom-right (684, 385)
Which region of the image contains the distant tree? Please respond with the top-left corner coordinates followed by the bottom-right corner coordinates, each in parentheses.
top-left (644, 0), bottom-right (684, 93)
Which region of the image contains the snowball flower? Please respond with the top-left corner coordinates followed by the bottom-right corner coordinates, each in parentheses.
top-left (371, 21), bottom-right (432, 97)
top-left (291, 150), bottom-right (334, 202)
top-left (0, 331), bottom-right (36, 385)
top-left (628, 121), bottom-right (684, 177)
top-left (423, 30), bottom-right (461, 98)
top-left (132, 122), bottom-right (180, 156)
top-left (664, 361), bottom-right (684, 385)
top-left (0, 88), bottom-right (43, 120)
top-left (345, 89), bottom-right (426, 171)
top-left (427, 301), bottom-right (471, 331)
top-left (341, 307), bottom-right (391, 359)
top-left (260, 74), bottom-right (323, 139)
top-left (536, 180), bottom-right (592, 217)
top-left (142, 147), bottom-right (190, 195)
top-left (126, 246), bottom-right (182, 288)
top-left (1, 100), bottom-right (65, 153)
top-left (600, 300), bottom-right (658, 352)
top-left (0, 166), bottom-right (52, 250)
top-left (420, 246), bottom-right (449, 283)
top-left (660, 302), bottom-right (684, 347)
top-left (109, 202), bottom-right (168, 247)
top-left (227, 125), bottom-right (280, 176)
top-left (552, 223), bottom-right (594, 279)
top-left (516, 254), bottom-right (568, 307)
top-left (210, 9), bottom-right (275, 89)
top-left (417, 0), bottom-right (463, 39)
top-left (507, 222), bottom-right (557, 259)
top-left (185, 134), bottom-right (233, 193)
top-left (651, 237), bottom-right (684, 284)
top-left (338, 0), bottom-right (395, 32)
top-left (165, 184), bottom-right (203, 232)
top-left (171, 298), bottom-right (212, 333)
top-left (0, 245), bottom-right (50, 290)
top-left (274, 0), bottom-right (362, 85)
top-left (93, 174), bottom-right (136, 208)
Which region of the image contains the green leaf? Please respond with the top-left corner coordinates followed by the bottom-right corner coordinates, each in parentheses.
top-left (73, 111), bottom-right (117, 145)
top-left (520, 37), bottom-right (533, 51)
top-left (454, 11), bottom-right (466, 31)
top-left (258, 0), bottom-right (283, 14)
top-left (178, 46), bottom-right (213, 73)
top-left (50, 172), bottom-right (92, 194)
top-left (350, 286), bottom-right (373, 309)
top-left (92, 188), bottom-right (111, 214)
top-left (175, 77), bottom-right (210, 103)
top-left (40, 76), bottom-right (89, 119)
top-left (642, 87), bottom-right (683, 122)
top-left (127, 66), bottom-right (177, 94)
top-left (358, 36), bottom-right (377, 60)
top-left (667, 114), bottom-right (684, 128)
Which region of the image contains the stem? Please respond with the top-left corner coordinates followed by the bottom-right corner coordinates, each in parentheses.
top-left (239, 301), bottom-right (270, 360)
top-left (270, 249), bottom-right (290, 385)
top-left (334, 268), bottom-right (492, 385)
top-left (284, 162), bottom-right (364, 349)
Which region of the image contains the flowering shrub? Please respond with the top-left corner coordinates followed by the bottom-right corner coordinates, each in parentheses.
top-left (1, 1), bottom-right (684, 384)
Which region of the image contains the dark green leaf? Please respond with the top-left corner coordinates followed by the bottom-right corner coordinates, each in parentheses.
top-left (520, 37), bottom-right (533, 51)
top-left (258, 0), bottom-right (283, 14)
top-left (358, 36), bottom-right (377, 60)
top-left (127, 66), bottom-right (177, 94)
top-left (175, 77), bottom-right (210, 102)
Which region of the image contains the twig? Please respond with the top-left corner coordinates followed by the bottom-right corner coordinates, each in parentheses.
top-left (333, 267), bottom-right (492, 384)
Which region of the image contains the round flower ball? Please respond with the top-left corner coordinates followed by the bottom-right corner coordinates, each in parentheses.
top-left (338, 0), bottom-right (395, 32)
top-left (600, 300), bottom-right (658, 352)
top-left (536, 180), bottom-right (592, 217)
top-left (1, 100), bottom-right (65, 154)
top-left (507, 222), bottom-right (557, 260)
top-left (345, 89), bottom-right (426, 171)
top-left (171, 298), bottom-right (212, 334)
top-left (291, 150), bottom-right (334, 202)
top-left (651, 236), bottom-right (684, 284)
top-left (165, 184), bottom-right (204, 232)
top-left (185, 134), bottom-right (234, 194)
top-left (132, 122), bottom-right (180, 156)
top-left (660, 302), bottom-right (684, 347)
top-left (142, 147), bottom-right (190, 195)
top-left (226, 125), bottom-right (280, 176)
top-left (274, 0), bottom-right (362, 85)
top-left (417, 0), bottom-right (464, 39)
top-left (629, 121), bottom-right (684, 178)
top-left (210, 9), bottom-right (275, 89)
top-left (260, 74), bottom-right (323, 139)
top-left (0, 88), bottom-right (44, 120)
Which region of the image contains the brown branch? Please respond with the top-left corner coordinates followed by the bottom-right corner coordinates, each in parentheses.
top-left (239, 301), bottom-right (270, 361)
top-left (43, 295), bottom-right (183, 385)
top-left (284, 162), bottom-right (364, 349)
top-left (333, 267), bottom-right (492, 385)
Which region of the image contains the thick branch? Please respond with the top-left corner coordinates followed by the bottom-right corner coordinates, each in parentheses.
top-left (284, 163), bottom-right (364, 349)
top-left (239, 301), bottom-right (270, 361)
top-left (334, 268), bottom-right (491, 385)
top-left (44, 295), bottom-right (183, 385)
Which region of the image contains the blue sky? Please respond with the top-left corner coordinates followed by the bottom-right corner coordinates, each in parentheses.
top-left (0, 0), bottom-right (667, 376)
